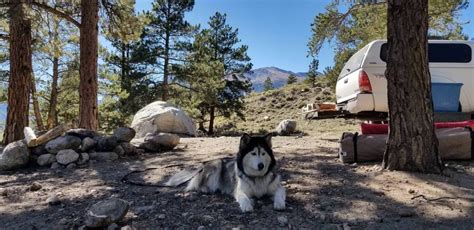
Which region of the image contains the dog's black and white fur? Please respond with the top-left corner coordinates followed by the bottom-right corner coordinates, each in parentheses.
top-left (165, 133), bottom-right (286, 212)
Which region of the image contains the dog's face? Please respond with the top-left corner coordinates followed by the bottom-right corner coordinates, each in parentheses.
top-left (237, 133), bottom-right (275, 177)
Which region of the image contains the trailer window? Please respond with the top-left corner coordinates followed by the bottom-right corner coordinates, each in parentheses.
top-left (380, 43), bottom-right (472, 63)
top-left (338, 45), bottom-right (369, 80)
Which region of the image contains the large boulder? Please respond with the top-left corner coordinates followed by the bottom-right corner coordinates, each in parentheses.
top-left (276, 119), bottom-right (297, 136)
top-left (45, 135), bottom-right (82, 153)
top-left (0, 140), bottom-right (30, 171)
top-left (85, 198), bottom-right (129, 228)
top-left (131, 101), bottom-right (195, 138)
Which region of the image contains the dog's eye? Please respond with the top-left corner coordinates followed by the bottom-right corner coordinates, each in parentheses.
top-left (262, 152), bottom-right (266, 156)
top-left (251, 152), bottom-right (256, 156)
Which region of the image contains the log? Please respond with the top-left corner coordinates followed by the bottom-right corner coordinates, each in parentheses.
top-left (24, 127), bottom-right (38, 147)
top-left (339, 127), bottom-right (472, 163)
top-left (31, 124), bottom-right (70, 147)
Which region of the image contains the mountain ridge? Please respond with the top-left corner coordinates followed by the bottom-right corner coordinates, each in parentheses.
top-left (245, 67), bottom-right (308, 92)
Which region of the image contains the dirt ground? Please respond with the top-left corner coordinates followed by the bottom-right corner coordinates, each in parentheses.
top-left (1, 119), bottom-right (474, 229)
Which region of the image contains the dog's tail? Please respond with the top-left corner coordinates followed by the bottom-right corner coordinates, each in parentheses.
top-left (164, 168), bottom-right (202, 187)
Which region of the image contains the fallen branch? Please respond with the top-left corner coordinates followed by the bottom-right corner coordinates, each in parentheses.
top-left (411, 194), bottom-right (457, 202)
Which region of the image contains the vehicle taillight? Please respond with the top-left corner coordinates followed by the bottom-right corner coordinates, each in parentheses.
top-left (358, 70), bottom-right (372, 93)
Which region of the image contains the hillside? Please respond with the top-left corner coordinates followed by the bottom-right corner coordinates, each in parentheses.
top-left (245, 67), bottom-right (307, 92)
top-left (215, 79), bottom-right (353, 135)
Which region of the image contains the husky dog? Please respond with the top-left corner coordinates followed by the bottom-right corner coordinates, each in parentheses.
top-left (165, 133), bottom-right (286, 212)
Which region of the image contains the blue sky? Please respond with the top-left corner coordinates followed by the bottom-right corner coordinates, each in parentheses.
top-left (135, 0), bottom-right (474, 73)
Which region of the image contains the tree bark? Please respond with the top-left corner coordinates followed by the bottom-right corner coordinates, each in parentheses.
top-left (208, 106), bottom-right (215, 135)
top-left (78, 0), bottom-right (99, 130)
top-left (47, 57), bottom-right (59, 129)
top-left (31, 75), bottom-right (44, 131)
top-left (4, 2), bottom-right (32, 144)
top-left (161, 1), bottom-right (171, 101)
top-left (382, 0), bottom-right (442, 173)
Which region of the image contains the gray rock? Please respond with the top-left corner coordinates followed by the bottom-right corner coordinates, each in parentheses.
top-left (45, 135), bottom-right (82, 153)
top-left (0, 140), bottom-right (30, 171)
top-left (131, 101), bottom-right (196, 138)
top-left (276, 119), bottom-right (297, 136)
top-left (119, 142), bottom-right (139, 156)
top-left (56, 149), bottom-right (79, 165)
top-left (96, 136), bottom-right (119, 151)
top-left (85, 198), bottom-right (129, 228)
top-left (277, 215), bottom-right (288, 226)
top-left (66, 163), bottom-right (77, 169)
top-left (31, 144), bottom-right (48, 155)
top-left (113, 145), bottom-right (125, 156)
top-left (131, 133), bottom-right (179, 152)
top-left (81, 137), bottom-right (97, 152)
top-left (29, 182), bottom-right (42, 191)
top-left (108, 223), bottom-right (119, 230)
top-left (66, 128), bottom-right (101, 139)
top-left (89, 152), bottom-right (118, 162)
top-left (113, 127), bottom-right (136, 142)
top-left (51, 162), bottom-right (60, 169)
top-left (47, 195), bottom-right (61, 205)
top-left (77, 152), bottom-right (90, 165)
top-left (37, 154), bottom-right (56, 166)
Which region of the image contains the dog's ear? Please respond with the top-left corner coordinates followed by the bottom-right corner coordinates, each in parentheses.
top-left (240, 133), bottom-right (251, 148)
top-left (263, 133), bottom-right (272, 149)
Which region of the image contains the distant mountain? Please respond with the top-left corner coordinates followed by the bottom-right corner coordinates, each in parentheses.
top-left (244, 67), bottom-right (308, 92)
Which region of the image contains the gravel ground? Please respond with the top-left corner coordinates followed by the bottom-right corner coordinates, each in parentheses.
top-left (1, 120), bottom-right (473, 229)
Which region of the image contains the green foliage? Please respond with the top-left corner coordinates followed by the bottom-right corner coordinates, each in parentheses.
top-left (173, 12), bottom-right (252, 134)
top-left (305, 58), bottom-right (319, 87)
top-left (142, 0), bottom-right (196, 99)
top-left (100, 4), bottom-right (158, 130)
top-left (287, 74), bottom-right (297, 85)
top-left (102, 0), bottom-right (147, 44)
top-left (263, 77), bottom-right (273, 91)
top-left (308, 0), bottom-right (469, 86)
top-left (56, 61), bottom-right (80, 126)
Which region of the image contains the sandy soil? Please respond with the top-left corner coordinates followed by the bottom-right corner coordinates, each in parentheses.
top-left (1, 119), bottom-right (474, 229)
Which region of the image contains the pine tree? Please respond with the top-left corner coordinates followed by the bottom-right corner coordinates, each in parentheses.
top-left (144, 0), bottom-right (195, 101)
top-left (263, 77), bottom-right (273, 91)
top-left (305, 59), bottom-right (319, 87)
top-left (287, 74), bottom-right (297, 85)
top-left (383, 0), bottom-right (442, 173)
top-left (4, 1), bottom-right (32, 144)
top-left (174, 12), bottom-right (252, 135)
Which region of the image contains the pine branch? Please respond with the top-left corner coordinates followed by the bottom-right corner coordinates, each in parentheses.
top-left (31, 1), bottom-right (81, 28)
top-left (0, 34), bottom-right (9, 41)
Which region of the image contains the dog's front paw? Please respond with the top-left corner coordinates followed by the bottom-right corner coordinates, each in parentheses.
top-left (273, 200), bottom-right (286, 210)
top-left (239, 199), bottom-right (254, 212)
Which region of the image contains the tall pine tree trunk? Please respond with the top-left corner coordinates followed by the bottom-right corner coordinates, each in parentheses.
top-left (78, 0), bottom-right (99, 130)
top-left (47, 57), bottom-right (59, 129)
top-left (4, 2), bottom-right (32, 144)
top-left (382, 0), bottom-right (442, 173)
top-left (208, 106), bottom-right (215, 135)
top-left (162, 31), bottom-right (170, 101)
top-left (31, 75), bottom-right (44, 131)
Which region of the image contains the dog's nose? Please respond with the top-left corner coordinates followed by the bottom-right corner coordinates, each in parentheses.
top-left (258, 163), bottom-right (264, 170)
